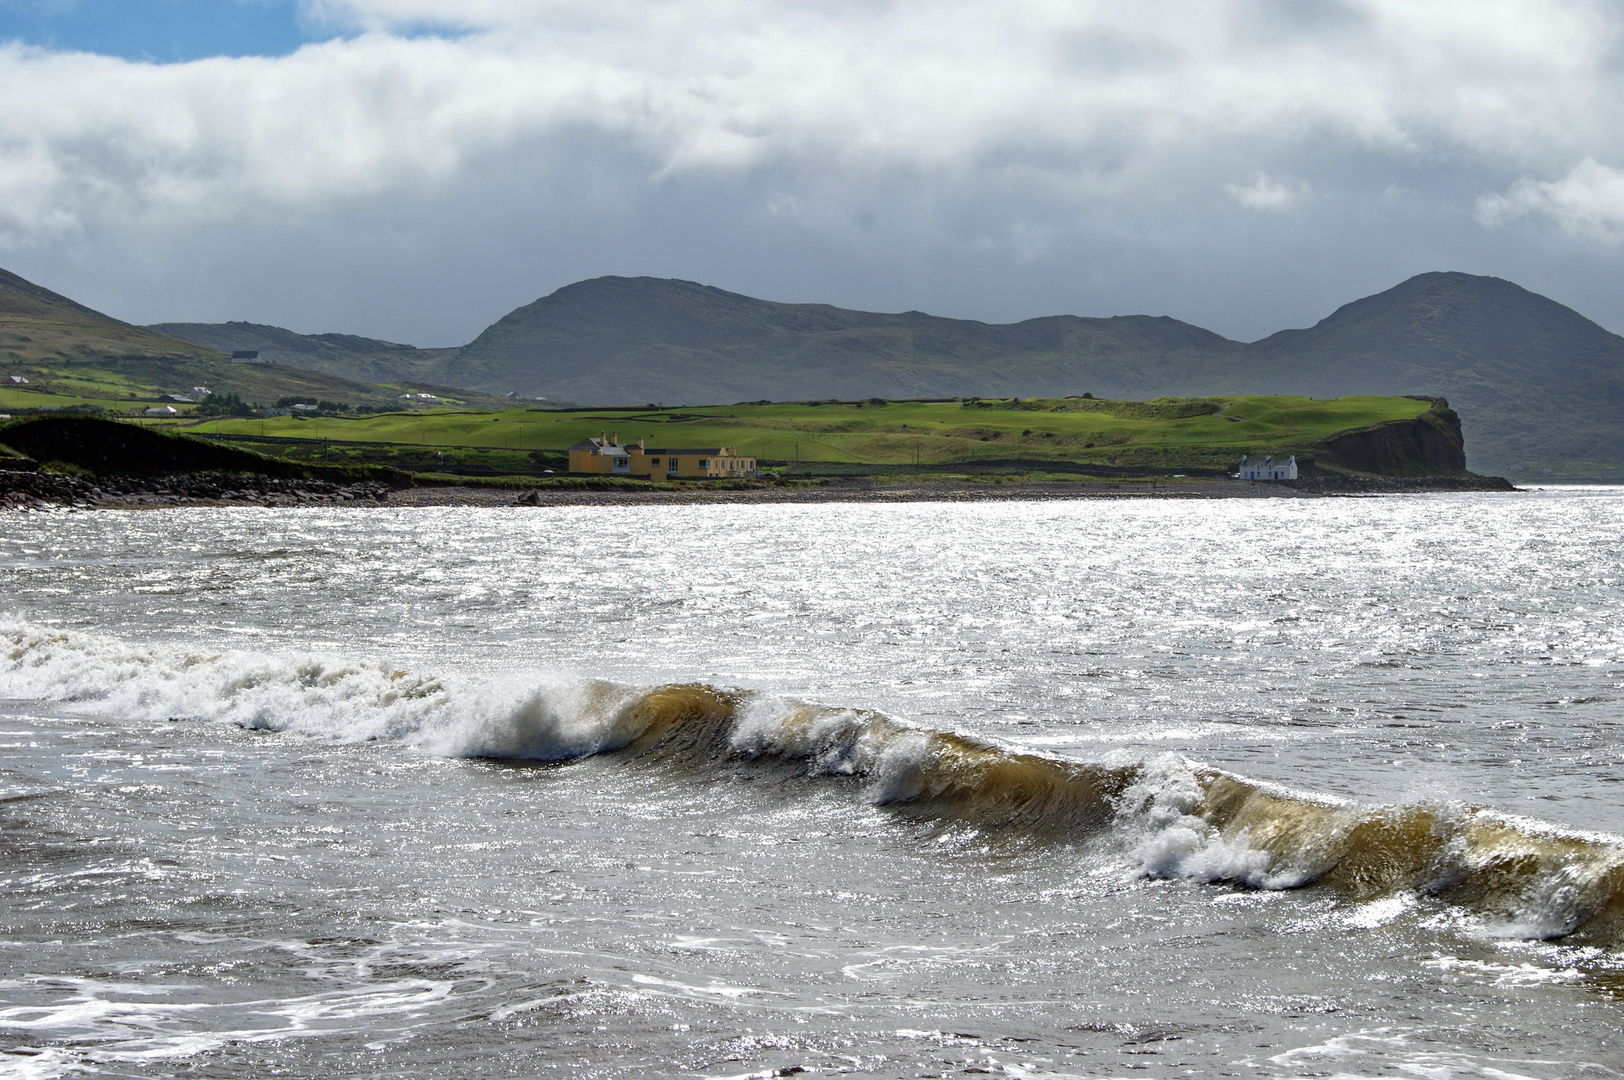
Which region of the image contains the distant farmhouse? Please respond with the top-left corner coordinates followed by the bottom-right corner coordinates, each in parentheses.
top-left (1238, 454), bottom-right (1297, 481)
top-left (568, 434), bottom-right (756, 478)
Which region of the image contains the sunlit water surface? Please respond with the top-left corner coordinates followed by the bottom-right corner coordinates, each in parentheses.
top-left (2, 489), bottom-right (1622, 1078)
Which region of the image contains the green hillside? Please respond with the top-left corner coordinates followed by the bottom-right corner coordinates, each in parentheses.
top-left (0, 355), bottom-right (514, 414)
top-left (435, 277), bottom-right (1239, 407)
top-left (0, 415), bottom-right (407, 484)
top-left (172, 394), bottom-right (1447, 478)
top-left (153, 272), bottom-right (1619, 478)
top-left (146, 320), bottom-right (456, 385)
top-left (0, 266), bottom-right (221, 364)
top-left (1228, 274), bottom-right (1624, 479)
top-left (0, 270), bottom-right (523, 415)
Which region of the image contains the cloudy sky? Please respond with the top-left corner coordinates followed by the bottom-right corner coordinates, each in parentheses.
top-left (2, 0), bottom-right (1623, 346)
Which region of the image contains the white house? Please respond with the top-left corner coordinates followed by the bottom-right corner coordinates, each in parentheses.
top-left (1238, 454), bottom-right (1297, 481)
top-left (143, 405), bottom-right (180, 417)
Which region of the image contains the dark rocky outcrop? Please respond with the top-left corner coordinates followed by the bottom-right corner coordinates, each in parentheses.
top-left (0, 416), bottom-right (409, 485)
top-left (1306, 399), bottom-right (1468, 477)
top-left (0, 469), bottom-right (395, 510)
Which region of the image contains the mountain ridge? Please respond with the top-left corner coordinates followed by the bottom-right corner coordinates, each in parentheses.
top-left (146, 320), bottom-right (454, 384)
top-left (100, 268), bottom-right (1624, 479)
top-left (0, 267), bottom-right (221, 363)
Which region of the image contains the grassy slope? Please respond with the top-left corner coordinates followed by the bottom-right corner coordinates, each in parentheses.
top-left (1233, 273), bottom-right (1624, 479)
top-left (438, 276), bottom-right (1240, 407)
top-left (0, 415), bottom-right (407, 483)
top-left (147, 321), bottom-right (458, 385)
top-left (0, 266), bottom-right (222, 365)
top-left (0, 357), bottom-right (516, 413)
top-left (411, 273), bottom-right (1623, 479)
top-left (177, 395), bottom-right (1431, 474)
top-left (0, 267), bottom-right (516, 415)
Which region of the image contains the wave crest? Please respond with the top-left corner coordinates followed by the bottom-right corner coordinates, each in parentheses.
top-left (4, 620), bottom-right (1621, 945)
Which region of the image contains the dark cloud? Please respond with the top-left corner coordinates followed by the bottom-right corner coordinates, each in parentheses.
top-left (4, 1), bottom-right (1624, 342)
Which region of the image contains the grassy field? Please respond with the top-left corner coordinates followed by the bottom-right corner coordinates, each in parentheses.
top-left (163, 395), bottom-right (1433, 475)
top-left (0, 357), bottom-right (515, 414)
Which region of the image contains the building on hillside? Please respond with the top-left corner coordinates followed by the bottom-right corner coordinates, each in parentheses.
top-left (4, 375), bottom-right (28, 385)
top-left (567, 435), bottom-right (757, 478)
top-left (1238, 454), bottom-right (1297, 481)
top-left (143, 405), bottom-right (180, 417)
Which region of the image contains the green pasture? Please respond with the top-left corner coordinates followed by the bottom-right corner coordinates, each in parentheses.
top-left (173, 395), bottom-right (1431, 473)
top-left (0, 355), bottom-right (512, 417)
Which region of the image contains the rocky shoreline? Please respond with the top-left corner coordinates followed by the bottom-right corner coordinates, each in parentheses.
top-left (0, 469), bottom-right (1518, 511)
top-left (0, 470), bottom-right (394, 510)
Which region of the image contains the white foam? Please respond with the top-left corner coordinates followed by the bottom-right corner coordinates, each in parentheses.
top-left (1342, 894), bottom-right (1416, 929)
top-left (1114, 754), bottom-right (1309, 889)
top-left (7, 621), bottom-right (1620, 942)
top-left (0, 975), bottom-right (459, 1080)
top-left (0, 620), bottom-right (646, 761)
top-left (730, 694), bottom-right (940, 803)
top-left (1423, 955), bottom-right (1582, 986)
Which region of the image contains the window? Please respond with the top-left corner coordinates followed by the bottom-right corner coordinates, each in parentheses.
top-left (649, 458), bottom-right (660, 465)
top-left (698, 459), bottom-right (709, 469)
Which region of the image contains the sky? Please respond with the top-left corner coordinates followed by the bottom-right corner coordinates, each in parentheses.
top-left (3, 0), bottom-right (1624, 347)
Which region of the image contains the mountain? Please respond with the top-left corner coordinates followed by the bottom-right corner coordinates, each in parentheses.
top-left (133, 270), bottom-right (1624, 479)
top-left (0, 270), bottom-right (517, 412)
top-left (0, 267), bottom-right (221, 363)
top-left (145, 321), bottom-right (455, 384)
top-left (424, 272), bottom-right (1624, 478)
top-left (1213, 273), bottom-right (1624, 478)
top-left (440, 276), bottom-right (1243, 405)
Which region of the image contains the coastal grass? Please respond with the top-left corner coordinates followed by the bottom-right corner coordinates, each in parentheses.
top-left (0, 358), bottom-right (515, 415)
top-left (176, 394), bottom-right (1432, 474)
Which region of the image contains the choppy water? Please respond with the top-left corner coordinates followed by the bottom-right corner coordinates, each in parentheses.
top-left (2, 490), bottom-right (1623, 1079)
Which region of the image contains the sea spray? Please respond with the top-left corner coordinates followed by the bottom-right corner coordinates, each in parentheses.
top-left (4, 619), bottom-right (1623, 945)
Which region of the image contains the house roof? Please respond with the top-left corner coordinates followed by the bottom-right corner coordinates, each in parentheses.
top-left (567, 437), bottom-right (629, 455)
top-left (569, 439), bottom-right (752, 457)
top-left (642, 448), bottom-right (737, 455)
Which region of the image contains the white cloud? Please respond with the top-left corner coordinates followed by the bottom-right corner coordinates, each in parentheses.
top-left (1225, 173), bottom-right (1310, 211)
top-left (7, 0), bottom-right (1624, 343)
top-left (0, 0), bottom-right (1618, 247)
top-left (1477, 158), bottom-right (1624, 240)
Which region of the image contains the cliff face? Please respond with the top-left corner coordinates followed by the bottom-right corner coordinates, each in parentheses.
top-left (1307, 400), bottom-right (1467, 476)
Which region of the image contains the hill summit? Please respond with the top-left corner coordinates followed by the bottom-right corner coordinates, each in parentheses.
top-left (445, 276), bottom-right (1242, 406)
top-left (0, 267), bottom-right (218, 363)
top-left (114, 268), bottom-right (1624, 480)
top-left (404, 272), bottom-right (1619, 476)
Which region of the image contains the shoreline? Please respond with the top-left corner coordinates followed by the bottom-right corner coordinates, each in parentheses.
top-left (1, 469), bottom-right (1518, 510)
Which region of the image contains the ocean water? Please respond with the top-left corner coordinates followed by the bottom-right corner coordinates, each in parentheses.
top-left (2, 489), bottom-right (1622, 1079)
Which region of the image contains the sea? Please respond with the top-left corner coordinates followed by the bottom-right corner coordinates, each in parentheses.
top-left (1, 489), bottom-right (1622, 1079)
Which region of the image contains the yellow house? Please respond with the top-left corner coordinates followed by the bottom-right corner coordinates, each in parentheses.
top-left (567, 435), bottom-right (756, 479)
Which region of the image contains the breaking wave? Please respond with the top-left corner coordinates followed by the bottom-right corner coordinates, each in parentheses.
top-left (4, 620), bottom-right (1622, 946)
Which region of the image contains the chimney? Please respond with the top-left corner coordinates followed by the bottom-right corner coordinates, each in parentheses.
top-left (638, 437), bottom-right (645, 449)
